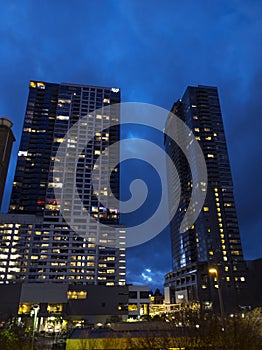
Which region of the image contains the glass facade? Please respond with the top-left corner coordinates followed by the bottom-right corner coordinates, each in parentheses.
top-left (165, 86), bottom-right (247, 312)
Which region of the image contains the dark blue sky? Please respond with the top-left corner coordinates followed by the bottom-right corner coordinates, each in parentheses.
top-left (1, 0), bottom-right (262, 290)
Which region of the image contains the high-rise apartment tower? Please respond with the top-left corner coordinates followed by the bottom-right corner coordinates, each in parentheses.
top-left (0, 81), bottom-right (125, 286)
top-left (164, 86), bottom-right (247, 312)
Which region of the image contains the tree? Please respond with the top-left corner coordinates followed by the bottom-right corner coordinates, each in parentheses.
top-left (126, 308), bottom-right (262, 350)
top-left (222, 308), bottom-right (262, 350)
top-left (0, 318), bottom-right (31, 350)
top-left (154, 288), bottom-right (162, 296)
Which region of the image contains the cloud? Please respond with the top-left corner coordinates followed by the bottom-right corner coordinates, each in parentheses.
top-left (142, 273), bottom-right (152, 283)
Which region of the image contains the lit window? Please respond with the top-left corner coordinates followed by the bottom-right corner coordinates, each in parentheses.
top-left (45, 204), bottom-right (60, 211)
top-left (207, 154), bottom-right (214, 158)
top-left (203, 207), bottom-right (209, 212)
top-left (58, 98), bottom-right (71, 104)
top-left (107, 282), bottom-right (114, 286)
top-left (111, 88), bottom-right (120, 93)
top-left (48, 183), bottom-right (63, 188)
top-left (37, 82), bottom-right (45, 89)
top-left (128, 304), bottom-right (138, 311)
top-left (57, 115), bottom-right (69, 121)
top-left (54, 138), bottom-right (64, 143)
top-left (67, 291), bottom-right (87, 299)
top-left (231, 250), bottom-right (240, 255)
top-left (18, 151), bottom-right (28, 157)
top-left (47, 304), bottom-right (62, 313)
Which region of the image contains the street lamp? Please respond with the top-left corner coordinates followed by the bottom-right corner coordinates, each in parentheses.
top-left (31, 304), bottom-right (39, 350)
top-left (208, 267), bottom-right (225, 328)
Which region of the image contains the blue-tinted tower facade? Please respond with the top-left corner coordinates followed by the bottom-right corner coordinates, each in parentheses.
top-left (165, 86), bottom-right (247, 312)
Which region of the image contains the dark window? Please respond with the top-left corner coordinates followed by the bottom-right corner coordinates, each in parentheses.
top-left (129, 291), bottom-right (137, 299)
top-left (140, 291), bottom-right (149, 299)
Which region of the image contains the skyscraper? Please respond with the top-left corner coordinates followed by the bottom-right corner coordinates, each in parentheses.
top-left (164, 86), bottom-right (247, 312)
top-left (0, 80), bottom-right (126, 286)
top-left (0, 117), bottom-right (15, 210)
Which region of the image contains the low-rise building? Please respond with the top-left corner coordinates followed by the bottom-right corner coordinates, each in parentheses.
top-left (0, 283), bottom-right (129, 330)
top-left (127, 285), bottom-right (150, 319)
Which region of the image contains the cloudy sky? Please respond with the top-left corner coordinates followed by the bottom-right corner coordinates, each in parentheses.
top-left (1, 0), bottom-right (262, 290)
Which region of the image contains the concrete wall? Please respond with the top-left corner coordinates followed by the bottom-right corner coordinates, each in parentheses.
top-left (20, 283), bottom-right (68, 303)
top-left (0, 283), bottom-right (22, 319)
top-left (66, 285), bottom-right (128, 321)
